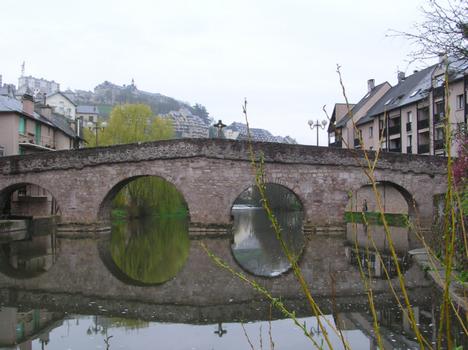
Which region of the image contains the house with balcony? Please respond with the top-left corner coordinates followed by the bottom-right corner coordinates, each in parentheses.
top-left (329, 57), bottom-right (467, 157)
top-left (328, 79), bottom-right (391, 149)
top-left (0, 93), bottom-right (81, 216)
top-left (0, 94), bottom-right (79, 156)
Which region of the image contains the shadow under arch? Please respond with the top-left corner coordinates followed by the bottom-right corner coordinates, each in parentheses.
top-left (0, 182), bottom-right (62, 217)
top-left (230, 182), bottom-right (304, 213)
top-left (97, 175), bottom-right (190, 222)
top-left (349, 180), bottom-right (418, 218)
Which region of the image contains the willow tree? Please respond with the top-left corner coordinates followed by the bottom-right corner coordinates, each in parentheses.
top-left (84, 104), bottom-right (185, 218)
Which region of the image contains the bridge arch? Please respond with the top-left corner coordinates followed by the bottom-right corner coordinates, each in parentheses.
top-left (97, 174), bottom-right (190, 221)
top-left (348, 180), bottom-right (418, 218)
top-left (0, 181), bottom-right (61, 217)
top-left (230, 182), bottom-right (304, 211)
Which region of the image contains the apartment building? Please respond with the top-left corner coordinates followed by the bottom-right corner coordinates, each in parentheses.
top-left (328, 80), bottom-right (391, 149)
top-left (18, 75), bottom-right (60, 96)
top-left (0, 94), bottom-right (79, 156)
top-left (328, 58), bottom-right (467, 157)
top-left (0, 93), bottom-right (81, 216)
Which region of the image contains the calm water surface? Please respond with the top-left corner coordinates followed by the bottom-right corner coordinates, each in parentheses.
top-left (0, 207), bottom-right (466, 349)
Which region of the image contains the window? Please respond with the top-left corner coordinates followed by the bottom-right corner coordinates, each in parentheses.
top-left (89, 116), bottom-right (94, 122)
top-left (407, 111), bottom-right (413, 124)
top-left (435, 127), bottom-right (444, 140)
top-left (0, 146), bottom-right (4, 157)
top-left (434, 75), bottom-right (444, 87)
top-left (369, 126), bottom-right (373, 138)
top-left (435, 101), bottom-right (444, 116)
top-left (19, 117), bottom-right (26, 134)
top-left (35, 123), bottom-right (41, 144)
top-left (407, 135), bottom-right (412, 147)
top-left (456, 94), bottom-right (464, 109)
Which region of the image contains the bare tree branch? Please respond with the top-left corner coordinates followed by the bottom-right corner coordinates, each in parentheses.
top-left (388, 0), bottom-right (467, 64)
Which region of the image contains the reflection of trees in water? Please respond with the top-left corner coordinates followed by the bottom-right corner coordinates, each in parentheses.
top-left (232, 209), bottom-right (304, 276)
top-left (235, 184), bottom-right (302, 210)
top-left (112, 177), bottom-right (187, 218)
top-left (110, 216), bottom-right (189, 284)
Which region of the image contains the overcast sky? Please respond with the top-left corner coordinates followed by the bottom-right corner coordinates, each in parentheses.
top-left (1, 0), bottom-right (437, 145)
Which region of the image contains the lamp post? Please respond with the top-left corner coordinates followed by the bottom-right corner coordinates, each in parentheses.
top-left (308, 119), bottom-right (327, 146)
top-left (87, 121), bottom-right (107, 146)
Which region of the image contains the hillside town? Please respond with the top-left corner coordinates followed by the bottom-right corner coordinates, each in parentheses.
top-left (0, 70), bottom-right (296, 157)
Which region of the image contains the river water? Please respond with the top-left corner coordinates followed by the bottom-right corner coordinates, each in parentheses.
top-left (0, 207), bottom-right (466, 349)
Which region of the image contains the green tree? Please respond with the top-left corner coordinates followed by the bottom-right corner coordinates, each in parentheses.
top-left (83, 104), bottom-right (185, 218)
top-left (84, 104), bottom-right (173, 147)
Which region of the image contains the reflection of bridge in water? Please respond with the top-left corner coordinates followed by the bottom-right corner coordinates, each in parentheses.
top-left (0, 233), bottom-right (431, 306)
top-left (0, 286), bottom-right (441, 350)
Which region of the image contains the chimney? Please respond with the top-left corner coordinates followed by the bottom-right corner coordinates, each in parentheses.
top-left (367, 79), bottom-right (375, 92)
top-left (22, 93), bottom-right (35, 115)
top-left (397, 71), bottom-right (406, 84)
top-left (40, 105), bottom-right (52, 119)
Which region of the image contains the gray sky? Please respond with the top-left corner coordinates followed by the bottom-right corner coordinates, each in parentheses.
top-left (1, 0), bottom-right (436, 145)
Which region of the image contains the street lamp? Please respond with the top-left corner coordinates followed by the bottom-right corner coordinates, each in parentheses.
top-left (308, 119), bottom-right (327, 146)
top-left (87, 121), bottom-right (107, 146)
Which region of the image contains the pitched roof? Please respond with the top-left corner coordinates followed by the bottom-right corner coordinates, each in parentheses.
top-left (50, 112), bottom-right (78, 138)
top-left (77, 105), bottom-right (99, 114)
top-left (0, 95), bottom-right (55, 128)
top-left (335, 82), bottom-right (389, 128)
top-left (46, 91), bottom-right (77, 106)
top-left (0, 95), bottom-right (78, 139)
top-left (356, 65), bottom-right (436, 126)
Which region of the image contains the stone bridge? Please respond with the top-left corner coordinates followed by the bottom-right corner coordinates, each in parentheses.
top-left (0, 139), bottom-right (447, 229)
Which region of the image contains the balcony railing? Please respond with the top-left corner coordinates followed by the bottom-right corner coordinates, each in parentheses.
top-left (417, 119), bottom-right (429, 130)
top-left (406, 146), bottom-right (412, 154)
top-left (418, 144), bottom-right (430, 154)
top-left (406, 123), bottom-right (412, 132)
top-left (389, 147), bottom-right (401, 153)
top-left (433, 112), bottom-right (445, 124)
top-left (434, 139), bottom-right (445, 150)
top-left (388, 125), bottom-right (401, 136)
top-left (18, 134), bottom-right (56, 150)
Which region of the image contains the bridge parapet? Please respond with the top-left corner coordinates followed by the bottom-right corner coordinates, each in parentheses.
top-left (0, 139), bottom-right (447, 176)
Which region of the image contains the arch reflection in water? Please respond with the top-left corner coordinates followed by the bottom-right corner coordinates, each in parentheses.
top-left (0, 229), bottom-right (57, 277)
top-left (110, 215), bottom-right (190, 285)
top-left (344, 182), bottom-right (412, 278)
top-left (231, 184), bottom-right (304, 277)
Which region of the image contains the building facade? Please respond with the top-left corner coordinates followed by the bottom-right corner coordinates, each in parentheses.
top-left (329, 58), bottom-right (467, 157)
top-left (0, 93), bottom-right (80, 216)
top-left (46, 92), bottom-right (77, 120)
top-left (18, 75), bottom-right (60, 96)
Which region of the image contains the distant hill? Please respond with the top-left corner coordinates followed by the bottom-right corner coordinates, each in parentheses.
top-left (65, 80), bottom-right (212, 124)
top-left (65, 80), bottom-right (295, 143)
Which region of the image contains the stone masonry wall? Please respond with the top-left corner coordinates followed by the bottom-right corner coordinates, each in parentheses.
top-left (0, 139), bottom-right (447, 227)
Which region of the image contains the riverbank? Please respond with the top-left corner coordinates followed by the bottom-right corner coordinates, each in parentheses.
top-left (410, 248), bottom-right (468, 312)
